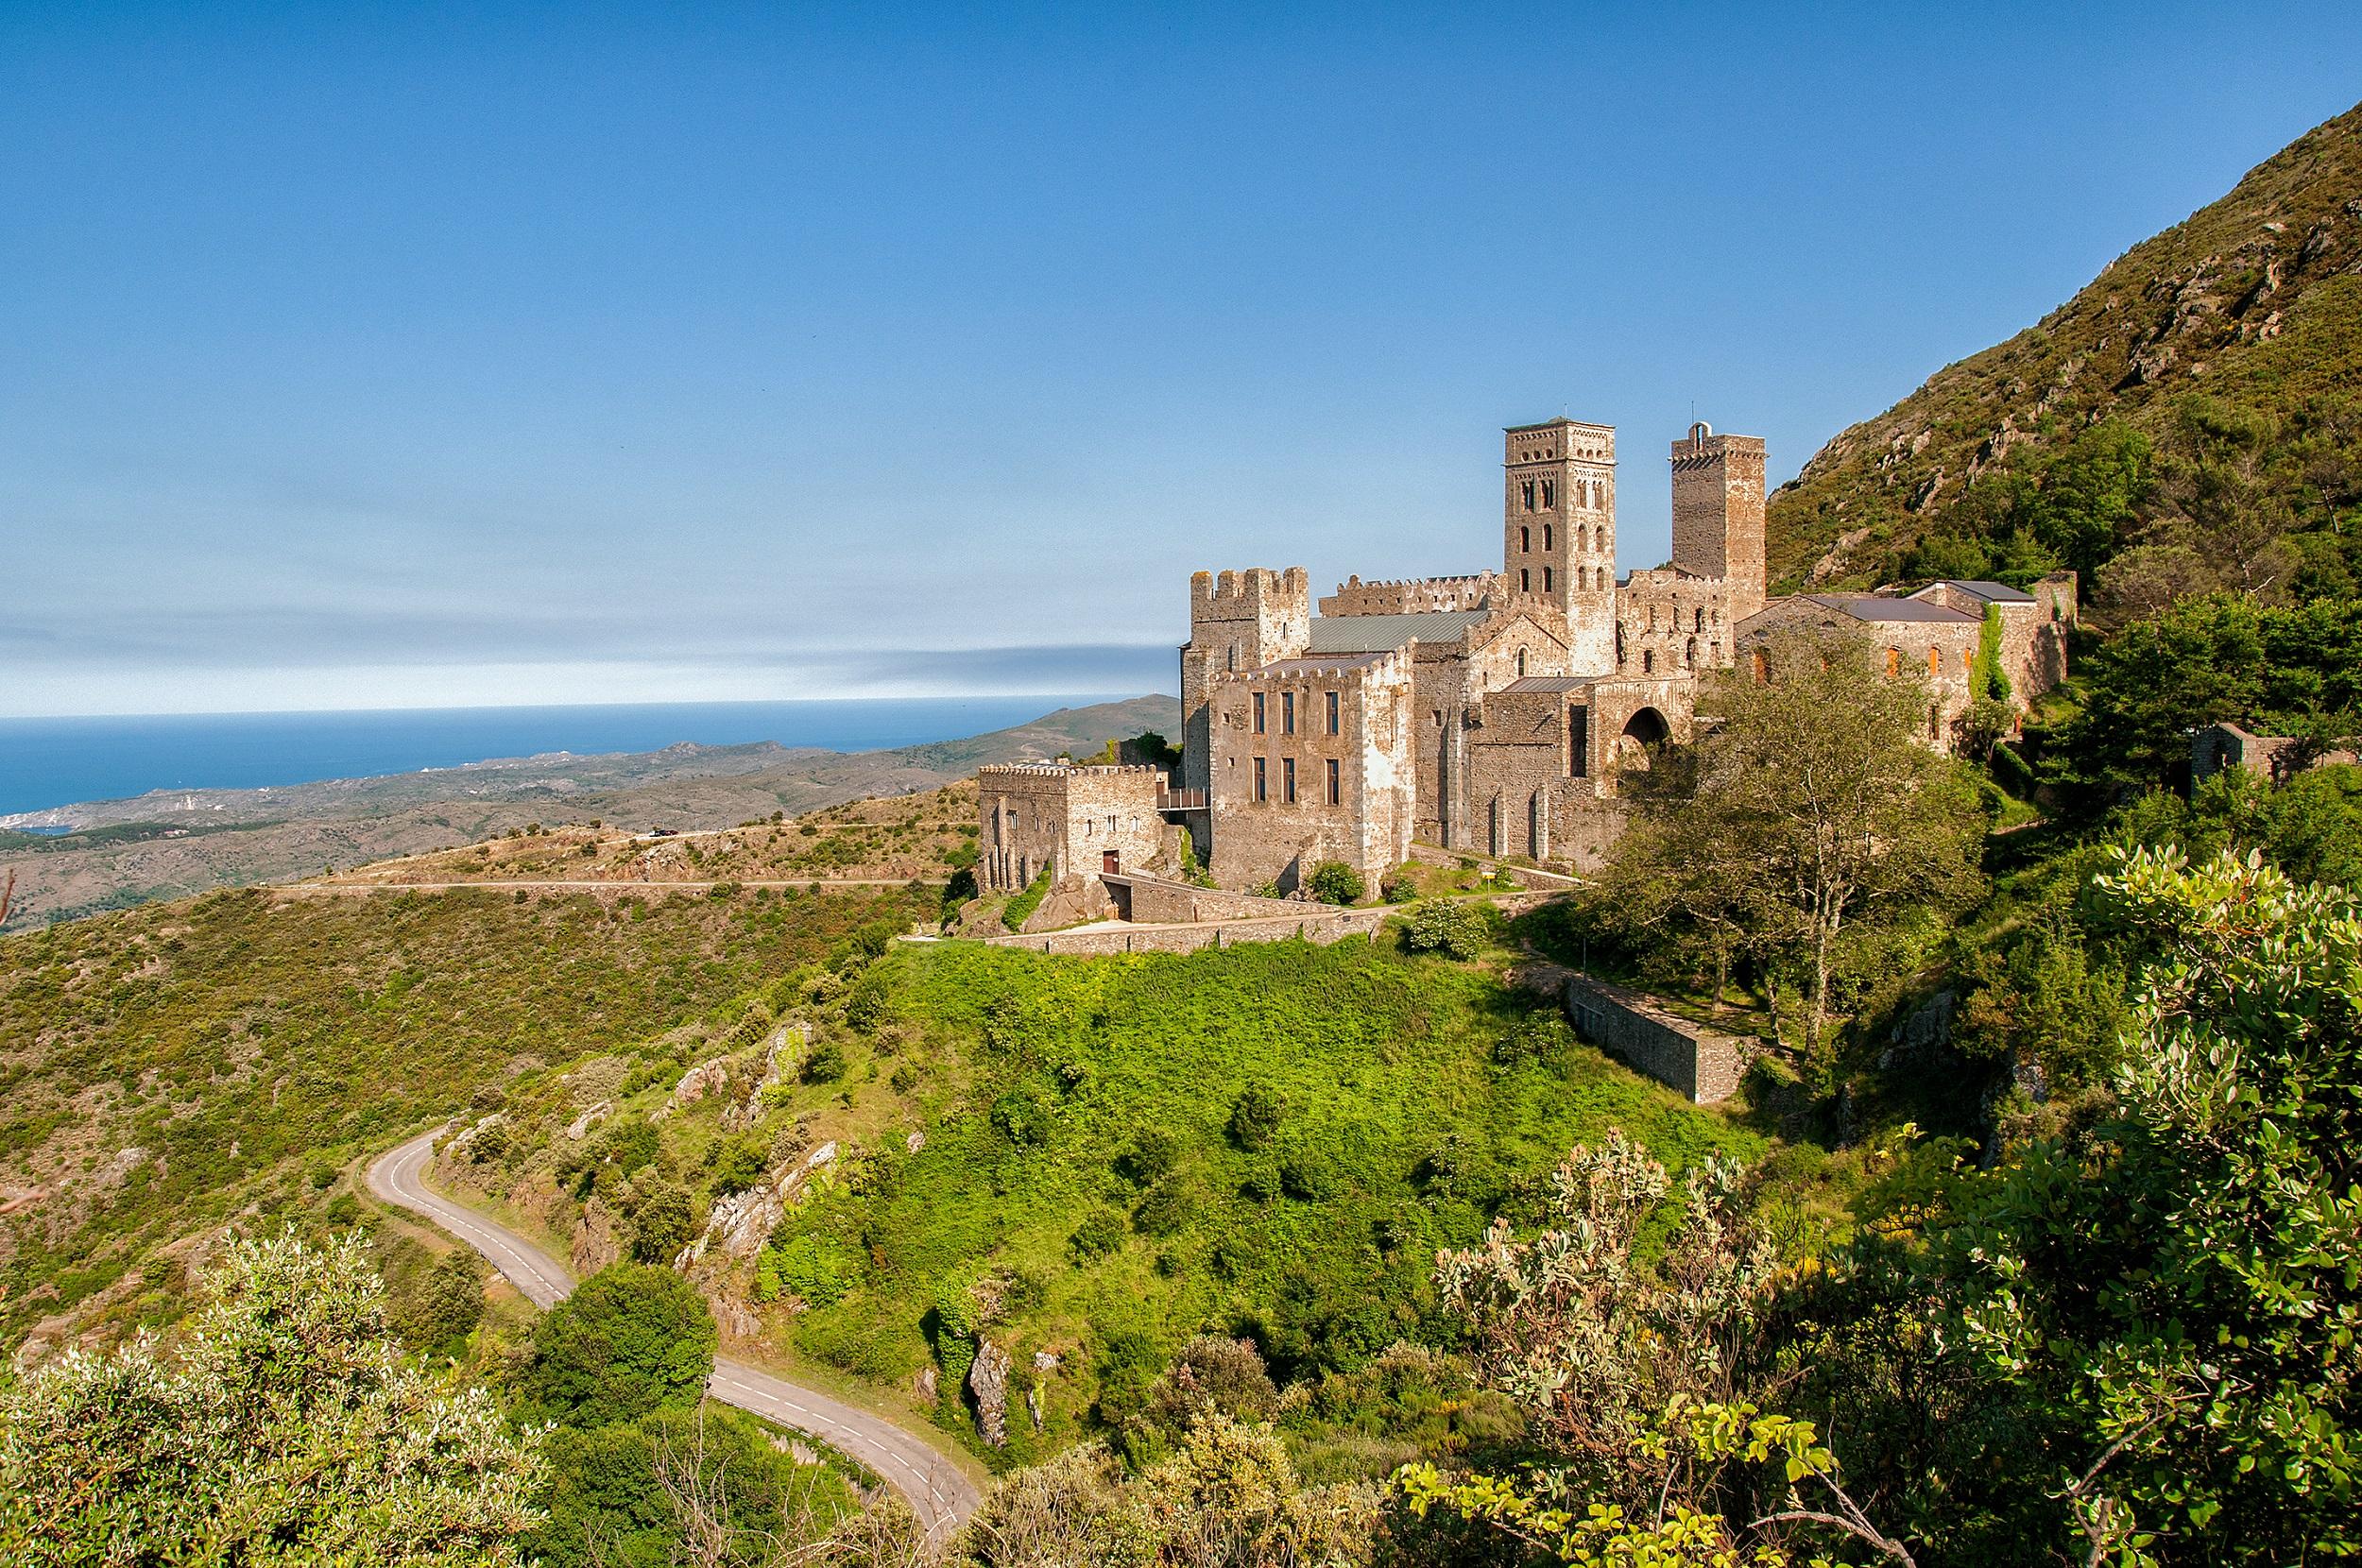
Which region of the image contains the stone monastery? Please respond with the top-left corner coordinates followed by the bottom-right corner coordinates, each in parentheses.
top-left (979, 417), bottom-right (2077, 910)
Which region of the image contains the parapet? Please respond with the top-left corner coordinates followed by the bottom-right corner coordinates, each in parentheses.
top-left (1190, 565), bottom-right (1310, 621)
top-left (1505, 418), bottom-right (1616, 466)
top-left (1670, 424), bottom-right (1767, 466)
top-left (978, 762), bottom-right (1167, 779)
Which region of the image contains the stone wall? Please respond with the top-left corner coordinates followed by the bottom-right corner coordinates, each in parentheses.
top-left (1106, 874), bottom-right (1305, 925)
top-left (1180, 568), bottom-right (1311, 795)
top-left (984, 892), bottom-right (1552, 957)
top-left (1562, 973), bottom-right (1754, 1105)
top-left (1320, 573), bottom-right (1501, 616)
top-left (977, 763), bottom-right (1169, 894)
top-left (1669, 425), bottom-right (1767, 623)
top-left (1616, 567), bottom-right (1741, 676)
top-left (1208, 646), bottom-right (1415, 892)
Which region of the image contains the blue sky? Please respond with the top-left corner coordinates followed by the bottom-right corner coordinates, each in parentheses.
top-left (3, 2), bottom-right (2354, 716)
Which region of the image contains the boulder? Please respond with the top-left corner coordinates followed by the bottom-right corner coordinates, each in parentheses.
top-left (563, 1102), bottom-right (608, 1142)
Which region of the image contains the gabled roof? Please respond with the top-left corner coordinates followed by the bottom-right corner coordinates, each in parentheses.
top-left (1499, 675), bottom-right (1588, 693)
top-left (1307, 609), bottom-right (1489, 653)
top-left (1803, 594), bottom-right (1979, 625)
top-left (1252, 652), bottom-right (1395, 676)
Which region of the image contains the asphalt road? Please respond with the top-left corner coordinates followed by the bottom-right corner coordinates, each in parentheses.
top-left (368, 1130), bottom-right (983, 1549)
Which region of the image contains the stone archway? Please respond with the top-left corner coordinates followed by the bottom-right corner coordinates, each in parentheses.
top-left (1614, 706), bottom-right (1669, 772)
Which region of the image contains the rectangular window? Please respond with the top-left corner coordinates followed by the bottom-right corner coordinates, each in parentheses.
top-left (1253, 691), bottom-right (1265, 733)
top-left (1253, 757), bottom-right (1266, 802)
top-left (1568, 706), bottom-right (1589, 777)
top-left (1283, 758), bottom-right (1297, 803)
top-left (1326, 758), bottom-right (1341, 805)
top-left (1544, 523), bottom-right (1552, 550)
top-left (1325, 690), bottom-right (1340, 734)
top-left (1281, 690), bottom-right (1295, 735)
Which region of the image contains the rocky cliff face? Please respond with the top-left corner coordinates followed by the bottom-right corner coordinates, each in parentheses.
top-left (1769, 102), bottom-right (2362, 589)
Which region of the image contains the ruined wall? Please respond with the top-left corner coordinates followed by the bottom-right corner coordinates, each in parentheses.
top-left (1615, 568), bottom-right (1739, 676)
top-left (1179, 568), bottom-right (1311, 794)
top-left (1563, 973), bottom-right (1754, 1105)
top-left (1320, 573), bottom-right (1503, 616)
top-left (1207, 647), bottom-right (1414, 891)
top-left (1111, 875), bottom-right (1305, 925)
top-left (1467, 687), bottom-right (1576, 861)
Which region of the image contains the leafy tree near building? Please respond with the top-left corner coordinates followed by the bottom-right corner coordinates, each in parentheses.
top-left (521, 1262), bottom-right (717, 1429)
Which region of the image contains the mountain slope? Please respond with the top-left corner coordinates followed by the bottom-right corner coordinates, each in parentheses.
top-left (1769, 102), bottom-right (2362, 594)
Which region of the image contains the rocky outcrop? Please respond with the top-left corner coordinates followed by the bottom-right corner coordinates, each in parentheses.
top-left (968, 1339), bottom-right (1012, 1447)
top-left (720, 1025), bottom-right (806, 1133)
top-left (678, 1140), bottom-right (839, 1266)
top-left (563, 1102), bottom-right (608, 1142)
top-left (571, 1196), bottom-right (623, 1276)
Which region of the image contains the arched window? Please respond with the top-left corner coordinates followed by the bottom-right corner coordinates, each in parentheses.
top-left (1686, 637), bottom-right (1698, 667)
top-left (1515, 647), bottom-right (1528, 676)
top-left (1227, 643), bottom-right (1239, 673)
top-left (1594, 525), bottom-right (1606, 552)
top-left (1543, 523), bottom-right (1553, 550)
top-left (1540, 480), bottom-right (1556, 508)
top-left (1520, 480), bottom-right (1535, 510)
top-left (1543, 566), bottom-right (1553, 592)
top-left (1694, 607), bottom-right (1705, 632)
top-left (1520, 569), bottom-right (1531, 592)
top-left (1751, 648), bottom-right (1770, 684)
top-left (1928, 646), bottom-right (1941, 677)
top-left (1520, 525), bottom-right (1530, 553)
top-left (1643, 650), bottom-right (1655, 673)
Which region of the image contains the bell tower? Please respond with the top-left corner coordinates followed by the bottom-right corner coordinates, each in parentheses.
top-left (1503, 418), bottom-right (1617, 673)
top-left (1669, 422), bottom-right (1767, 622)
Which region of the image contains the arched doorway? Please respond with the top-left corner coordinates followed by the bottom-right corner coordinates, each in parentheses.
top-left (1614, 707), bottom-right (1669, 773)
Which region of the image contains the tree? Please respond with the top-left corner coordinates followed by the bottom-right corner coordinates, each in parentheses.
top-left (631, 1180), bottom-right (699, 1264)
top-left (522, 1262), bottom-right (718, 1429)
top-left (403, 1245), bottom-right (488, 1355)
top-left (0, 1230), bottom-right (544, 1567)
top-left (1604, 627), bottom-right (1986, 1065)
top-left (1306, 860), bottom-right (1365, 906)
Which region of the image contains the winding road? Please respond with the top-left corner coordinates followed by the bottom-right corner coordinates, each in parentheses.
top-left (368, 1130), bottom-right (983, 1549)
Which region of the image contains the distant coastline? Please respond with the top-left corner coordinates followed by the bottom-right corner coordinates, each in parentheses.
top-left (0, 695), bottom-right (1139, 819)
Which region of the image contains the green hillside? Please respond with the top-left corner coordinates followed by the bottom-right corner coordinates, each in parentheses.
top-left (1768, 102), bottom-right (2362, 605)
top-left (0, 882), bottom-right (932, 1354)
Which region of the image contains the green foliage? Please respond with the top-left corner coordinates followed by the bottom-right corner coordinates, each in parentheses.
top-left (1067, 1208), bottom-right (1127, 1265)
top-left (522, 1263), bottom-right (717, 1429)
top-left (402, 1247), bottom-right (488, 1355)
top-left (705, 1133), bottom-right (770, 1196)
top-left (1305, 860), bottom-right (1366, 906)
top-left (2055, 592), bottom-right (2362, 803)
top-left (1002, 866), bottom-right (1053, 932)
top-left (0, 881), bottom-right (929, 1347)
top-left (627, 1182), bottom-right (697, 1264)
top-left (0, 1230), bottom-right (544, 1567)
top-left (1225, 1082), bottom-right (1285, 1150)
top-left (763, 1232), bottom-right (860, 1306)
top-left (800, 1038), bottom-right (847, 1084)
top-left (1400, 900), bottom-right (1487, 961)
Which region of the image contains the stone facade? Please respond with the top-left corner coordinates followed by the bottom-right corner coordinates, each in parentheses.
top-left (977, 764), bottom-right (1170, 893)
top-left (981, 411), bottom-right (2080, 906)
top-left (1207, 647), bottom-right (1416, 891)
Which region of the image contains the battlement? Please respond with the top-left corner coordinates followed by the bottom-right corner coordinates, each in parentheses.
top-left (977, 762), bottom-right (1167, 779)
top-left (1190, 566), bottom-right (1310, 620)
top-left (1506, 418), bottom-right (1616, 467)
top-left (1320, 571), bottom-right (1503, 616)
top-left (1670, 422), bottom-right (1767, 467)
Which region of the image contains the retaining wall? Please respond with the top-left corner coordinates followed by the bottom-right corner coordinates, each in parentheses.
top-left (984, 892), bottom-right (1550, 958)
top-left (1562, 973), bottom-right (1754, 1104)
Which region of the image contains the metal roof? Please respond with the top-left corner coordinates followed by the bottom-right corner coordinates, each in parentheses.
top-left (1307, 609), bottom-right (1489, 653)
top-left (1932, 579), bottom-right (2036, 604)
top-left (1499, 675), bottom-right (1589, 693)
top-left (1805, 595), bottom-right (1979, 625)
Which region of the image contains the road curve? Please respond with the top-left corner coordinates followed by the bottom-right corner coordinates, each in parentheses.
top-left (368, 1130), bottom-right (983, 1549)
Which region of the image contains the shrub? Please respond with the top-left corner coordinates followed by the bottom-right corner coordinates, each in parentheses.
top-left (705, 1135), bottom-right (770, 1196)
top-left (764, 1233), bottom-right (857, 1306)
top-left (1002, 868), bottom-right (1053, 932)
top-left (627, 1182), bottom-right (697, 1264)
top-left (403, 1248), bottom-right (488, 1355)
top-left (1305, 860), bottom-right (1365, 906)
top-left (991, 1084), bottom-right (1055, 1147)
top-left (522, 1263), bottom-right (716, 1429)
top-left (1227, 1083), bottom-right (1285, 1150)
top-left (799, 1039), bottom-right (847, 1084)
top-left (1133, 1175), bottom-right (1198, 1236)
top-left (1402, 900), bottom-right (1487, 961)
top-left (1118, 1127), bottom-right (1182, 1185)
top-left (1068, 1209), bottom-right (1127, 1264)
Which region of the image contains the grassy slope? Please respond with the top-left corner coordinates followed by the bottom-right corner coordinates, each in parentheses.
top-left (451, 927), bottom-right (1767, 1474)
top-left (0, 881), bottom-right (933, 1351)
top-left (1767, 100), bottom-right (2362, 588)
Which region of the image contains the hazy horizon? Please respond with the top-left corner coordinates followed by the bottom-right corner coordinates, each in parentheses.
top-left (6, 3), bottom-right (2355, 717)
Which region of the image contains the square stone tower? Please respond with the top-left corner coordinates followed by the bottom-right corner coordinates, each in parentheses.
top-left (1504, 418), bottom-right (1617, 673)
top-left (1669, 423), bottom-right (1767, 622)
top-left (1178, 567), bottom-right (1311, 793)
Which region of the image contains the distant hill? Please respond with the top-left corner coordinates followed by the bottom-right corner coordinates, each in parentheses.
top-left (0, 695), bottom-right (1178, 928)
top-left (1769, 102), bottom-right (2362, 605)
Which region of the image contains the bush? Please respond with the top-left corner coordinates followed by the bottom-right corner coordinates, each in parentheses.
top-left (1002, 867), bottom-right (1053, 932)
top-left (1118, 1127), bottom-right (1182, 1185)
top-left (402, 1248), bottom-right (488, 1355)
top-left (1133, 1175), bottom-right (1198, 1236)
top-left (522, 1263), bottom-right (717, 1429)
top-left (991, 1084), bottom-right (1055, 1147)
top-left (1402, 900), bottom-right (1487, 961)
top-left (1068, 1209), bottom-right (1127, 1264)
top-left (1305, 860), bottom-right (1365, 906)
top-left (799, 1039), bottom-right (847, 1084)
top-left (705, 1134), bottom-right (770, 1196)
top-left (763, 1233), bottom-right (858, 1306)
top-left (1227, 1083), bottom-right (1286, 1150)
top-left (628, 1183), bottom-right (698, 1264)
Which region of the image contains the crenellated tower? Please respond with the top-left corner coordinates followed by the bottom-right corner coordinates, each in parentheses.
top-left (1669, 422), bottom-right (1767, 622)
top-left (1503, 418), bottom-right (1617, 673)
top-left (1178, 567), bottom-right (1310, 793)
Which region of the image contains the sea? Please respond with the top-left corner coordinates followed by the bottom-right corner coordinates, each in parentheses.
top-left (0, 695), bottom-right (1131, 819)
